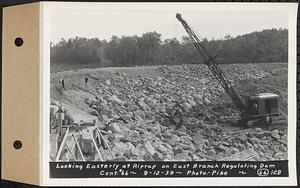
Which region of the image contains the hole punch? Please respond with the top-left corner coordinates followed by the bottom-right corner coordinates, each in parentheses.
top-left (13, 140), bottom-right (22, 149)
top-left (14, 37), bottom-right (23, 47)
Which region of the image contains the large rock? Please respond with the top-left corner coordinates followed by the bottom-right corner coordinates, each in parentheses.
top-left (107, 123), bottom-right (122, 134)
top-left (180, 135), bottom-right (193, 145)
top-left (101, 108), bottom-right (114, 118)
top-left (174, 153), bottom-right (191, 161)
top-left (144, 141), bottom-right (155, 155)
top-left (105, 80), bottom-right (111, 86)
top-left (146, 123), bottom-right (161, 135)
top-left (207, 149), bottom-right (216, 156)
top-left (217, 144), bottom-right (228, 153)
top-left (271, 129), bottom-right (280, 140)
top-left (172, 146), bottom-right (183, 155)
top-left (109, 95), bottom-right (124, 105)
top-left (151, 140), bottom-right (172, 155)
top-left (131, 143), bottom-right (147, 156)
top-left (165, 138), bottom-right (177, 146)
top-left (138, 100), bottom-right (151, 111)
top-left (112, 142), bottom-right (135, 156)
top-left (127, 130), bottom-right (141, 146)
top-left (112, 156), bottom-right (127, 161)
top-left (153, 152), bottom-right (164, 161)
top-left (145, 111), bottom-right (156, 121)
top-left (135, 110), bottom-right (146, 119)
top-left (143, 153), bottom-right (155, 161)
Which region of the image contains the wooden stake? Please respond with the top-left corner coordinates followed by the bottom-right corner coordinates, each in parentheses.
top-left (55, 127), bottom-right (69, 162)
top-left (56, 110), bottom-right (65, 149)
top-left (65, 143), bottom-right (77, 161)
top-left (72, 134), bottom-right (86, 162)
top-left (88, 128), bottom-right (103, 161)
top-left (96, 127), bottom-right (115, 158)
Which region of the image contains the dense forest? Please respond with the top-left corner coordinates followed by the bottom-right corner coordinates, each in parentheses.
top-left (50, 28), bottom-right (288, 71)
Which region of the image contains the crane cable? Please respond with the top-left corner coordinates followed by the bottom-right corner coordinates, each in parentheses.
top-left (174, 20), bottom-right (178, 63)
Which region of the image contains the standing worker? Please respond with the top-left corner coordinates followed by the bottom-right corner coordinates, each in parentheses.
top-left (50, 104), bottom-right (60, 133)
top-left (85, 77), bottom-right (88, 84)
top-left (59, 79), bottom-right (66, 89)
top-left (61, 79), bottom-right (65, 89)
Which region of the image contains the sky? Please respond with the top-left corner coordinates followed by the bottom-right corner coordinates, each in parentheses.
top-left (48, 3), bottom-right (289, 44)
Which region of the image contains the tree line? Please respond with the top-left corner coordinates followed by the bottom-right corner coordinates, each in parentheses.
top-left (50, 28), bottom-right (288, 71)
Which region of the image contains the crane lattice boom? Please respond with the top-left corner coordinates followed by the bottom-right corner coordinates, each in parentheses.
top-left (176, 13), bottom-right (246, 115)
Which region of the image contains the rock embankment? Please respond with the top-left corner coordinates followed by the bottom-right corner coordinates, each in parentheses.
top-left (51, 63), bottom-right (288, 161)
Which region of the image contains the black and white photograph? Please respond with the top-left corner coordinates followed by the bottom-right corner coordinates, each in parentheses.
top-left (42, 2), bottom-right (297, 186)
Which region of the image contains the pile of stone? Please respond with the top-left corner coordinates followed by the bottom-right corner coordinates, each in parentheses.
top-left (62, 64), bottom-right (287, 161)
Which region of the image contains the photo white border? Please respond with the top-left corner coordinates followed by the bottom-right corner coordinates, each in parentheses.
top-left (41, 2), bottom-right (298, 186)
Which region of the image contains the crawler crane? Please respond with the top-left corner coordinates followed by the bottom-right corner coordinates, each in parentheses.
top-left (176, 13), bottom-right (279, 126)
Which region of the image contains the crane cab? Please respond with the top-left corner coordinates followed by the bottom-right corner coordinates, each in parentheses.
top-left (244, 93), bottom-right (279, 118)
